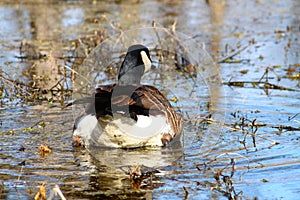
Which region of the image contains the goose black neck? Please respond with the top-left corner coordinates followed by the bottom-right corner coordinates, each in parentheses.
top-left (118, 65), bottom-right (144, 85)
top-left (118, 44), bottom-right (150, 85)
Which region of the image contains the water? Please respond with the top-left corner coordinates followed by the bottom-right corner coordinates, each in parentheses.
top-left (0, 0), bottom-right (299, 199)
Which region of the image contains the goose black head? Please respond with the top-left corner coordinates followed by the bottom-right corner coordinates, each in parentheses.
top-left (118, 44), bottom-right (152, 85)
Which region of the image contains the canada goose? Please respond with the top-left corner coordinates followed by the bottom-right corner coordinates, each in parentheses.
top-left (72, 44), bottom-right (183, 148)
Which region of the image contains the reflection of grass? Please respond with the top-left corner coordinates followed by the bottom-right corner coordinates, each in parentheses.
top-left (223, 67), bottom-right (300, 92)
top-left (217, 40), bottom-right (254, 64)
top-left (0, 27), bottom-right (108, 108)
top-left (228, 112), bottom-right (280, 149)
top-left (195, 152), bottom-right (250, 199)
top-left (0, 120), bottom-right (45, 135)
top-left (0, 74), bottom-right (73, 106)
top-left (191, 106), bottom-right (299, 199)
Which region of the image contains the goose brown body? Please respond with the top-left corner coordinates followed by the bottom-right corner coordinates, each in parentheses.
top-left (72, 44), bottom-right (183, 148)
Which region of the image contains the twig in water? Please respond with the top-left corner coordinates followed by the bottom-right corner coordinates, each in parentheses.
top-left (216, 152), bottom-right (250, 170)
top-left (0, 74), bottom-right (32, 96)
top-left (48, 184), bottom-right (66, 200)
top-left (63, 65), bottom-right (93, 86)
top-left (34, 183), bottom-right (46, 200)
top-left (183, 186), bottom-right (189, 199)
top-left (14, 165), bottom-right (24, 188)
top-left (217, 42), bottom-right (252, 63)
top-left (77, 38), bottom-right (89, 58)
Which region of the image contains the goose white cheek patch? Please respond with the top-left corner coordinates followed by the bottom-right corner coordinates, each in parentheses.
top-left (140, 50), bottom-right (152, 72)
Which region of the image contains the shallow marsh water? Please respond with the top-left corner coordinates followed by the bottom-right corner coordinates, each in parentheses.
top-left (0, 0), bottom-right (300, 199)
